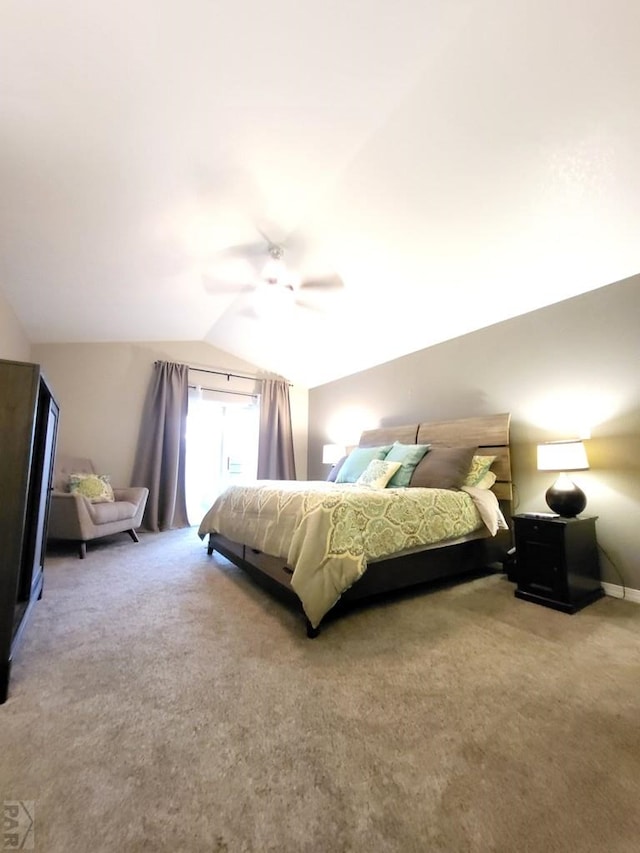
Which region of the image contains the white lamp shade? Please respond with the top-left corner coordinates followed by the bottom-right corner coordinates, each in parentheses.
top-left (537, 440), bottom-right (589, 472)
top-left (322, 444), bottom-right (346, 465)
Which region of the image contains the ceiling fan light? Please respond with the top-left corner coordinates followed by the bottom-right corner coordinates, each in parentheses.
top-left (261, 256), bottom-right (287, 285)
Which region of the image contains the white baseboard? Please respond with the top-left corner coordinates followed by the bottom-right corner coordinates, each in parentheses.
top-left (602, 582), bottom-right (640, 604)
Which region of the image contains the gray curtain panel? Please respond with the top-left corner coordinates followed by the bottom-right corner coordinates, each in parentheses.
top-left (257, 378), bottom-right (297, 480)
top-left (132, 361), bottom-right (190, 531)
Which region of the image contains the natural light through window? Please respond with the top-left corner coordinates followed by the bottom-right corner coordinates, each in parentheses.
top-left (185, 388), bottom-right (259, 525)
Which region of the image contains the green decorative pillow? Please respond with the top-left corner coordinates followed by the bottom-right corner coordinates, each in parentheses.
top-left (335, 445), bottom-right (393, 484)
top-left (383, 442), bottom-right (431, 487)
top-left (463, 455), bottom-right (497, 487)
top-left (68, 473), bottom-right (115, 503)
top-left (356, 459), bottom-right (402, 489)
top-left (473, 470), bottom-right (497, 490)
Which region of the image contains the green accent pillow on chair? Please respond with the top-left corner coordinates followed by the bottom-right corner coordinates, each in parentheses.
top-left (68, 473), bottom-right (115, 503)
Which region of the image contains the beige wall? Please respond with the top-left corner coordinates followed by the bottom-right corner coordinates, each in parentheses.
top-left (31, 340), bottom-right (308, 489)
top-left (0, 288), bottom-right (31, 362)
top-left (309, 273), bottom-right (640, 593)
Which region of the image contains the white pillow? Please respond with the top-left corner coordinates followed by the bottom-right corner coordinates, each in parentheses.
top-left (356, 459), bottom-right (402, 489)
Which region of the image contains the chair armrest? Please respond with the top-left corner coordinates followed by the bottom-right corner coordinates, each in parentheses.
top-left (112, 487), bottom-right (149, 510)
top-left (48, 491), bottom-right (94, 539)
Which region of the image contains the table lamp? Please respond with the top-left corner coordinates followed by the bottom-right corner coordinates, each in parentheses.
top-left (322, 444), bottom-right (346, 466)
top-left (536, 439), bottom-right (589, 517)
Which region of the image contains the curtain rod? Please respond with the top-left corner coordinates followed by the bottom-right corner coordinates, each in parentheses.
top-left (188, 384), bottom-right (257, 400)
top-left (154, 361), bottom-right (291, 385)
top-left (188, 365), bottom-right (260, 382)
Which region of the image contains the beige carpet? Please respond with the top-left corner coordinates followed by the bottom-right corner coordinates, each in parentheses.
top-left (1, 527), bottom-right (639, 853)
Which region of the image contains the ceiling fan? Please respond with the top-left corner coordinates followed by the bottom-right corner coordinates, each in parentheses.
top-left (202, 229), bottom-right (344, 314)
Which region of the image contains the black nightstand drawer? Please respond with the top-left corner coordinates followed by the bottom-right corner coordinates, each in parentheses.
top-left (513, 514), bottom-right (603, 614)
top-left (514, 516), bottom-right (565, 543)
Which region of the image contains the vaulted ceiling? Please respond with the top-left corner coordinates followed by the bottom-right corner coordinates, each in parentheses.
top-left (2, 1), bottom-right (639, 387)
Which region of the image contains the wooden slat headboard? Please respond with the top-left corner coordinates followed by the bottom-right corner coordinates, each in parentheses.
top-left (358, 423), bottom-right (419, 447)
top-left (359, 413), bottom-right (512, 501)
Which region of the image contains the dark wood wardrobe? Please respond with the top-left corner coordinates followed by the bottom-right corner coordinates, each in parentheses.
top-left (0, 359), bottom-right (59, 703)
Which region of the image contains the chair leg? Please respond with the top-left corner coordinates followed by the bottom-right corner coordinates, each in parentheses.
top-left (127, 529), bottom-right (140, 543)
top-left (78, 542), bottom-right (86, 559)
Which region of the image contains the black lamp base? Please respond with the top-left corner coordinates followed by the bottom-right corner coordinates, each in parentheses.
top-left (545, 476), bottom-right (587, 518)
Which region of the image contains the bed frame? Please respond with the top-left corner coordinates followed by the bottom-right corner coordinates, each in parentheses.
top-left (205, 413), bottom-right (513, 636)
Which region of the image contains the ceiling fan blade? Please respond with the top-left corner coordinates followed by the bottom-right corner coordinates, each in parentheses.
top-left (299, 273), bottom-right (344, 291)
top-left (281, 228), bottom-right (309, 253)
top-left (254, 224), bottom-right (280, 248)
top-left (236, 294), bottom-right (293, 321)
top-left (208, 241), bottom-right (268, 263)
top-left (239, 304), bottom-right (263, 319)
top-left (253, 215), bottom-right (303, 247)
top-left (294, 296), bottom-right (324, 313)
top-left (202, 273), bottom-right (255, 295)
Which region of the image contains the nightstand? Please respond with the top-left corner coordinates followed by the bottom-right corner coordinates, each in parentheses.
top-left (513, 514), bottom-right (604, 613)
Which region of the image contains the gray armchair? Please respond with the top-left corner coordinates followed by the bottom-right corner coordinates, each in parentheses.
top-left (48, 455), bottom-right (149, 558)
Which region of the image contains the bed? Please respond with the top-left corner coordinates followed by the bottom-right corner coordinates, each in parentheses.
top-left (198, 413), bottom-right (513, 636)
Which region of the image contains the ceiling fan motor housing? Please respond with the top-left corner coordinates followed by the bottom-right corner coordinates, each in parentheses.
top-left (263, 244), bottom-right (290, 286)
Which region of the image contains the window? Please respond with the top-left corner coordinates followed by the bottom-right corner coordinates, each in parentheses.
top-left (185, 387), bottom-right (259, 525)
